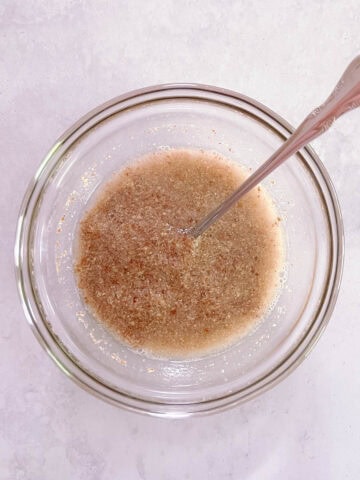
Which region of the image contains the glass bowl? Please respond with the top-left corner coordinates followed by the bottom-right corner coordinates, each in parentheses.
top-left (15, 84), bottom-right (344, 417)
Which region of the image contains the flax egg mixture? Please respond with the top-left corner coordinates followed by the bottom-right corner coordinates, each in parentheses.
top-left (75, 149), bottom-right (284, 357)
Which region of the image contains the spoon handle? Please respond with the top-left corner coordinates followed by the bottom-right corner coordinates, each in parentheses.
top-left (190, 55), bottom-right (360, 238)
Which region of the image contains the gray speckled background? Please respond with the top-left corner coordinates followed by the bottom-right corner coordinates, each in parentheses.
top-left (1, 1), bottom-right (360, 478)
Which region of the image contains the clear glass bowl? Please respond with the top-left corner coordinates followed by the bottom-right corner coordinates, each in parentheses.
top-left (15, 84), bottom-right (344, 417)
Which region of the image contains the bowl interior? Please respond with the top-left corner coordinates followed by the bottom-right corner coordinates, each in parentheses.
top-left (20, 87), bottom-right (340, 414)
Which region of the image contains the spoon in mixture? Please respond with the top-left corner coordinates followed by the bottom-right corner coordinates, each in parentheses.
top-left (188, 55), bottom-right (360, 238)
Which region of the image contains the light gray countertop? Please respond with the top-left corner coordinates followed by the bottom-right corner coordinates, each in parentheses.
top-left (1, 1), bottom-right (360, 478)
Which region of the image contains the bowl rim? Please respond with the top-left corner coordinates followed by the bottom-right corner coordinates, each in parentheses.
top-left (14, 83), bottom-right (344, 417)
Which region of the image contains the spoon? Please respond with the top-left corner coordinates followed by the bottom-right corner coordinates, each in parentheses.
top-left (188, 55), bottom-right (360, 238)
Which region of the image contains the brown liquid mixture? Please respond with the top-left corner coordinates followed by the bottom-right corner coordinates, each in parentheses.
top-left (75, 149), bottom-right (283, 357)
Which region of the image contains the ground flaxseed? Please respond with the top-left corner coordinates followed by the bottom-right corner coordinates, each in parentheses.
top-left (75, 149), bottom-right (283, 357)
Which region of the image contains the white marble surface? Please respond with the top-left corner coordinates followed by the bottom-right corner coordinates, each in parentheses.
top-left (1, 1), bottom-right (360, 478)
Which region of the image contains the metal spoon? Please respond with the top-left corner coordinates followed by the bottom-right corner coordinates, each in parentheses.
top-left (188, 55), bottom-right (360, 238)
